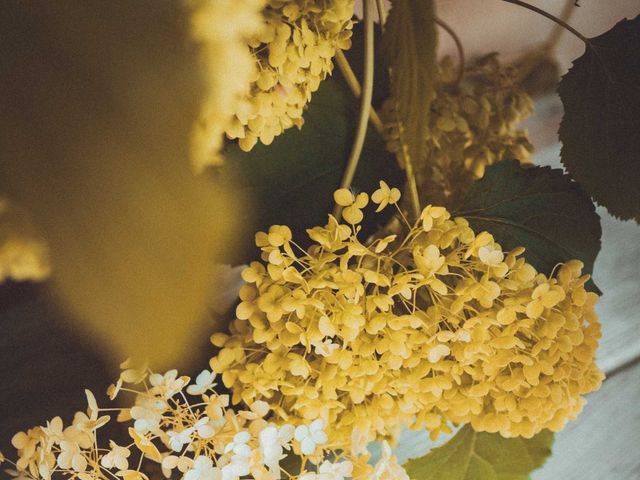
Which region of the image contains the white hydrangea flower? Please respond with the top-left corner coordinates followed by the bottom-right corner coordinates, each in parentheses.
top-left (130, 396), bottom-right (166, 434)
top-left (373, 441), bottom-right (409, 480)
top-left (185, 456), bottom-right (221, 480)
top-left (187, 370), bottom-right (217, 396)
top-left (312, 339), bottom-right (340, 357)
top-left (221, 431), bottom-right (253, 480)
top-left (259, 424), bottom-right (295, 473)
top-left (193, 416), bottom-right (218, 439)
top-left (149, 369), bottom-right (189, 399)
top-left (478, 243), bottom-right (504, 266)
top-left (42, 416), bottom-right (66, 444)
top-left (100, 441), bottom-right (130, 471)
top-left (161, 454), bottom-right (193, 478)
top-left (167, 428), bottom-right (194, 452)
top-left (224, 431), bottom-right (252, 457)
top-left (299, 460), bottom-right (353, 480)
top-left (57, 441), bottom-right (87, 473)
top-left (294, 419), bottom-right (327, 456)
top-left (350, 426), bottom-right (369, 456)
top-left (221, 454), bottom-right (251, 480)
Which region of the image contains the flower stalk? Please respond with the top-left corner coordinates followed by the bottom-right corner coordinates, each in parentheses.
top-left (333, 0), bottom-right (375, 219)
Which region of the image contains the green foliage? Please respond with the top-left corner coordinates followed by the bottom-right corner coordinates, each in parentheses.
top-left (222, 72), bottom-right (403, 264)
top-left (382, 0), bottom-right (438, 163)
top-left (403, 425), bottom-right (554, 480)
top-left (456, 161), bottom-right (601, 292)
top-left (558, 15), bottom-right (640, 222)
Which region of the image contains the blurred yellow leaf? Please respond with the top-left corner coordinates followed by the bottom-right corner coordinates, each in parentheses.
top-left (0, 198), bottom-right (50, 283)
top-left (0, 1), bottom-right (239, 369)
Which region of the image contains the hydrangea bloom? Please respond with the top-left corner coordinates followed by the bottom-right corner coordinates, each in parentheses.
top-left (227, 0), bottom-right (355, 151)
top-left (188, 0), bottom-right (265, 169)
top-left (5, 366), bottom-right (358, 480)
top-left (211, 184), bottom-right (603, 451)
top-left (382, 55), bottom-right (534, 206)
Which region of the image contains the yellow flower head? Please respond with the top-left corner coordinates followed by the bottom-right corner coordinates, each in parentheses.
top-left (229, 0), bottom-right (356, 151)
top-left (188, 0), bottom-right (266, 169)
top-left (212, 184), bottom-right (603, 451)
top-left (381, 55), bottom-right (534, 206)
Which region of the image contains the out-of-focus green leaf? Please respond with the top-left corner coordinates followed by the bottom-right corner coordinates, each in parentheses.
top-left (403, 425), bottom-right (554, 480)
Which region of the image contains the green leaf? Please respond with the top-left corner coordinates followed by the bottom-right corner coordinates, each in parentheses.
top-left (455, 161), bottom-right (601, 292)
top-left (221, 68), bottom-right (403, 264)
top-left (403, 425), bottom-right (554, 480)
top-left (558, 15), bottom-right (640, 222)
top-left (382, 0), bottom-right (438, 162)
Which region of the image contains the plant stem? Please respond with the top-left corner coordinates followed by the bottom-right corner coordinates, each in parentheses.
top-left (335, 50), bottom-right (384, 134)
top-left (395, 117), bottom-right (422, 219)
top-left (435, 17), bottom-right (465, 86)
top-left (501, 0), bottom-right (589, 44)
top-left (333, 0), bottom-right (375, 219)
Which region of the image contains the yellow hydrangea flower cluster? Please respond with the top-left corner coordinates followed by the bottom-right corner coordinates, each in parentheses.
top-left (5, 362), bottom-right (398, 480)
top-left (188, 0), bottom-right (266, 170)
top-left (227, 0), bottom-right (355, 151)
top-left (383, 55), bottom-right (535, 206)
top-left (0, 198), bottom-right (50, 283)
top-left (210, 182), bottom-right (603, 452)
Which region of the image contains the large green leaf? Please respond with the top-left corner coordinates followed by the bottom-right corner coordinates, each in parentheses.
top-left (382, 0), bottom-right (437, 165)
top-left (403, 425), bottom-right (553, 480)
top-left (221, 63), bottom-right (403, 264)
top-left (558, 16), bottom-right (640, 222)
top-left (455, 161), bottom-right (601, 291)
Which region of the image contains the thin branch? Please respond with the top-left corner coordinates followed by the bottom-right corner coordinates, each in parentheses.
top-left (335, 50), bottom-right (384, 134)
top-left (435, 17), bottom-right (465, 86)
top-left (333, 0), bottom-right (375, 218)
top-left (501, 0), bottom-right (589, 44)
top-left (335, 50), bottom-right (362, 97)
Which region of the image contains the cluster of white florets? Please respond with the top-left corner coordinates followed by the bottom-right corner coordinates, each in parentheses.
top-left (5, 359), bottom-right (409, 480)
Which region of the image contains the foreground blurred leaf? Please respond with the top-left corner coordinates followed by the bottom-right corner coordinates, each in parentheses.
top-left (221, 59), bottom-right (403, 264)
top-left (456, 161), bottom-right (601, 292)
top-left (0, 1), bottom-right (236, 369)
top-left (403, 425), bottom-right (553, 480)
top-left (558, 16), bottom-right (640, 222)
top-left (0, 199), bottom-right (50, 283)
top-left (382, 0), bottom-right (437, 164)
